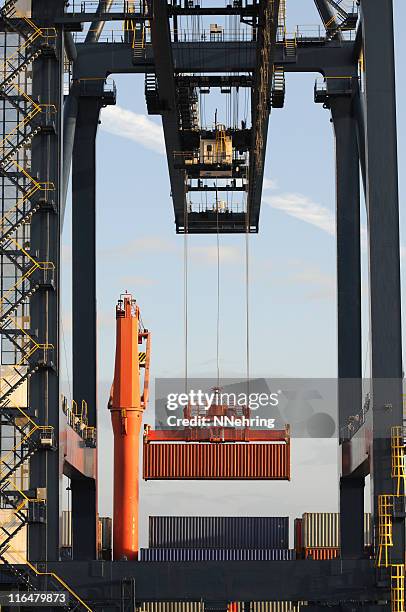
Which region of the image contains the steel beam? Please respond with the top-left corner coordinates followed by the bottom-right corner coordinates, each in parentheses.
top-left (359, 0), bottom-right (405, 561)
top-left (71, 92), bottom-right (103, 560)
top-left (62, 92), bottom-right (79, 223)
top-left (168, 7), bottom-right (258, 17)
top-left (313, 0), bottom-right (343, 40)
top-left (72, 40), bottom-right (354, 81)
top-left (28, 0), bottom-right (65, 563)
top-left (85, 0), bottom-right (114, 43)
top-left (248, 0), bottom-right (279, 229)
top-left (149, 1), bottom-right (185, 230)
top-left (42, 559), bottom-right (385, 604)
top-left (330, 95), bottom-right (364, 558)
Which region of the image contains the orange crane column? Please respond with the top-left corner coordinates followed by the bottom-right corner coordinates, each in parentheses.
top-left (109, 294), bottom-right (149, 560)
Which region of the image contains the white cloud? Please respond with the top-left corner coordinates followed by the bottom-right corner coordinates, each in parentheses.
top-left (262, 177), bottom-right (278, 190)
top-left (265, 190), bottom-right (405, 261)
top-left (100, 238), bottom-right (241, 266)
top-left (119, 274), bottom-right (156, 287)
top-left (264, 192), bottom-right (335, 235)
top-left (100, 105), bottom-right (165, 154)
top-left (189, 244), bottom-right (242, 264)
top-left (289, 262), bottom-right (335, 300)
top-left (99, 236), bottom-right (177, 258)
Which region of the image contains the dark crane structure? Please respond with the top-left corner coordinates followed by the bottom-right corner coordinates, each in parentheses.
top-left (0, 0), bottom-right (404, 611)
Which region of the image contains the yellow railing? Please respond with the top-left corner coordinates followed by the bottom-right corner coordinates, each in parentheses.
top-left (376, 494), bottom-right (393, 568)
top-left (4, 546), bottom-right (93, 611)
top-left (64, 399), bottom-right (96, 444)
top-left (391, 426), bottom-right (406, 496)
top-left (1, 24), bottom-right (56, 88)
top-left (215, 124), bottom-right (227, 156)
top-left (1, 478), bottom-right (45, 520)
top-left (0, 317), bottom-right (53, 402)
top-left (325, 14), bottom-right (339, 29)
top-left (284, 30), bottom-right (297, 44)
top-left (0, 106), bottom-right (41, 156)
top-left (0, 405), bottom-right (53, 481)
top-left (124, 19), bottom-right (148, 50)
top-left (0, 161), bottom-right (54, 239)
top-left (0, 238), bottom-right (54, 319)
top-left (1, 30), bottom-right (42, 79)
top-left (391, 565), bottom-right (405, 612)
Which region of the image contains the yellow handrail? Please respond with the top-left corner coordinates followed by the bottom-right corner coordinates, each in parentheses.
top-left (0, 405), bottom-right (53, 480)
top-left (25, 559), bottom-right (94, 612)
top-left (1, 546), bottom-right (93, 612)
top-left (376, 494), bottom-right (393, 568)
top-left (0, 238), bottom-right (54, 319)
top-left (391, 564), bottom-right (405, 612)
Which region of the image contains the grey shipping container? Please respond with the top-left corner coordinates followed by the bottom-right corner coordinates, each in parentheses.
top-left (139, 548), bottom-right (295, 562)
top-left (149, 517), bottom-right (289, 550)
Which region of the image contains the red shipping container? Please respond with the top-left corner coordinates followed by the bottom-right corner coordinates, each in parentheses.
top-left (143, 441), bottom-right (290, 480)
top-left (294, 518), bottom-right (303, 557)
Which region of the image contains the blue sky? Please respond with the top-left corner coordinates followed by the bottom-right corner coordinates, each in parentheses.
top-left (61, 1), bottom-right (406, 532)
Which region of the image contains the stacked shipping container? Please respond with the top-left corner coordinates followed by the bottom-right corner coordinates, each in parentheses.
top-left (149, 516), bottom-right (289, 549)
top-left (137, 602), bottom-right (301, 612)
top-left (143, 516), bottom-right (293, 562)
top-left (140, 549), bottom-right (295, 561)
top-left (59, 511), bottom-right (112, 560)
top-left (295, 512), bottom-right (373, 559)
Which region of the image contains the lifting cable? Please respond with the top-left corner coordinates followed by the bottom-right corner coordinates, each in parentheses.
top-left (183, 191), bottom-right (189, 393)
top-left (216, 179), bottom-right (220, 389)
top-left (245, 185), bottom-right (250, 389)
top-left (61, 317), bottom-right (72, 404)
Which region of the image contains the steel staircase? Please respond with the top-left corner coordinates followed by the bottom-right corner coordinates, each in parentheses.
top-left (0, 480), bottom-right (46, 556)
top-left (0, 164), bottom-right (54, 243)
top-left (0, 0), bottom-right (55, 583)
top-left (0, 7), bottom-right (93, 611)
top-left (131, 22), bottom-right (147, 61)
top-left (145, 73), bottom-right (161, 114)
top-left (0, 312), bottom-right (54, 408)
top-left (177, 83), bottom-right (199, 130)
top-left (271, 67), bottom-right (285, 108)
top-left (324, 0), bottom-right (358, 36)
top-left (284, 34), bottom-right (297, 58)
top-left (0, 552), bottom-right (88, 611)
top-left (0, 404), bottom-right (55, 483)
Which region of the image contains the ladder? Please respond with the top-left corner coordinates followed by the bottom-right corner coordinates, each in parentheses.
top-left (271, 67), bottom-right (285, 108)
top-left (284, 33), bottom-right (297, 58)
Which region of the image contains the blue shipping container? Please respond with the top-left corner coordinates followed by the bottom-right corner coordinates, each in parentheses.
top-left (148, 517), bottom-right (289, 550)
top-left (139, 548), bottom-right (295, 562)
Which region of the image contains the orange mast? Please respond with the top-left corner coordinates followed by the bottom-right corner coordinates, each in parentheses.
top-left (108, 293), bottom-right (150, 560)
